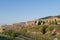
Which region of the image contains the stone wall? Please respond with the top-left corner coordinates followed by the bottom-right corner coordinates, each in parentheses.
top-left (26, 20), bottom-right (38, 26)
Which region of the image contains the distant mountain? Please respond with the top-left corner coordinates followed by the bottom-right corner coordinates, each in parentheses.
top-left (39, 15), bottom-right (60, 20)
top-left (13, 22), bottom-right (25, 26)
top-left (40, 16), bottom-right (52, 19)
top-left (55, 15), bottom-right (60, 18)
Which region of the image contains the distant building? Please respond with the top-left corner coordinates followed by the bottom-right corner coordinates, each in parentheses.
top-left (26, 16), bottom-right (60, 26)
top-left (40, 16), bottom-right (60, 25)
top-left (26, 20), bottom-right (38, 26)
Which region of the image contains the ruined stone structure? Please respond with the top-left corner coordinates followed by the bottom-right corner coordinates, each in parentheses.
top-left (26, 16), bottom-right (60, 26)
top-left (40, 16), bottom-right (60, 25)
top-left (26, 20), bottom-right (38, 26)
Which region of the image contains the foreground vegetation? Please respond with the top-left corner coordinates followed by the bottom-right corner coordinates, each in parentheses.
top-left (1, 25), bottom-right (60, 40)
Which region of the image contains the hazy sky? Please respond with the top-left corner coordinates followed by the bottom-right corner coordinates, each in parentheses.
top-left (0, 0), bottom-right (60, 25)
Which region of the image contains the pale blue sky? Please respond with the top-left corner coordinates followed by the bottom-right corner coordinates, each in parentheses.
top-left (0, 0), bottom-right (60, 25)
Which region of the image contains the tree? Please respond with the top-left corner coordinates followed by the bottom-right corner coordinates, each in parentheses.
top-left (55, 19), bottom-right (57, 25)
top-left (41, 25), bottom-right (48, 34)
top-left (38, 20), bottom-right (42, 25)
top-left (3, 31), bottom-right (16, 38)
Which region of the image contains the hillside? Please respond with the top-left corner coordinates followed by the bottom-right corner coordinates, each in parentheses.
top-left (0, 15), bottom-right (60, 40)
